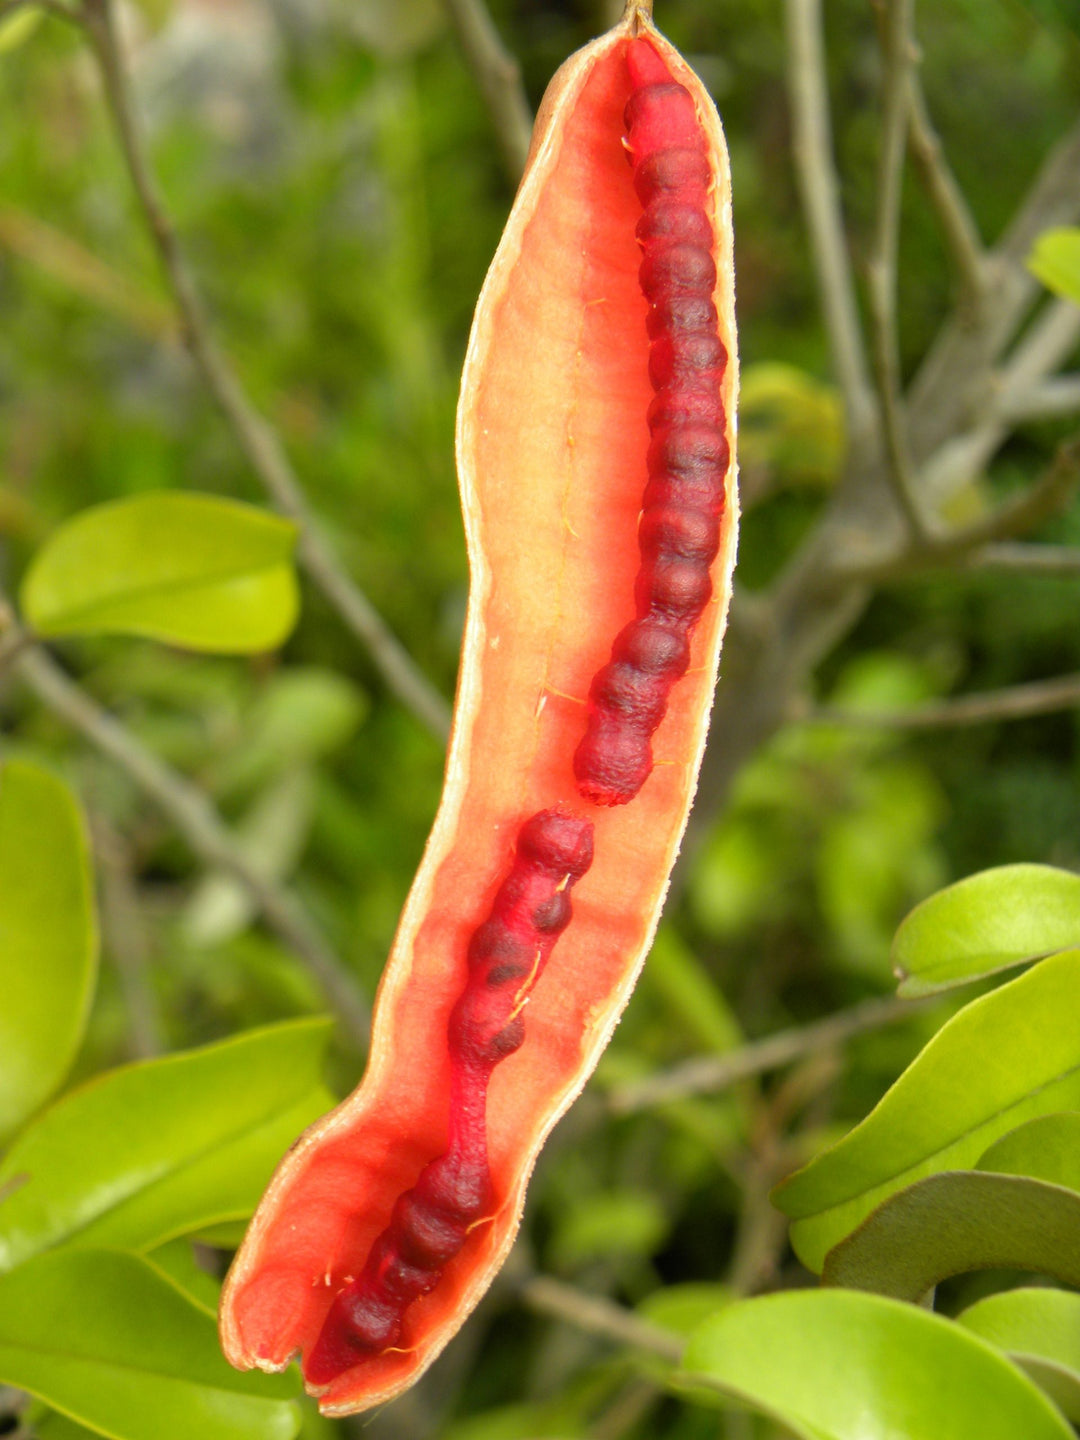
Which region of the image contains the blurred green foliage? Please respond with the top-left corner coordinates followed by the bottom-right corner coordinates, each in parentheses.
top-left (2, 0), bottom-right (1080, 1435)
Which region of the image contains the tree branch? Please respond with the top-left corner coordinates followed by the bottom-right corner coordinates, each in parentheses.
top-left (519, 1275), bottom-right (685, 1362)
top-left (906, 59), bottom-right (985, 310)
top-left (866, 0), bottom-right (931, 541)
top-left (810, 669), bottom-right (1080, 731)
top-left (12, 637), bottom-right (371, 1045)
top-left (439, 0), bottom-right (533, 183)
top-left (1002, 372), bottom-right (1080, 423)
top-left (78, 0), bottom-right (451, 743)
top-left (975, 542), bottom-right (1080, 574)
top-left (607, 993), bottom-right (939, 1115)
top-left (784, 0), bottom-right (877, 458)
top-left (908, 111), bottom-right (1080, 465)
top-left (832, 431), bottom-right (1080, 584)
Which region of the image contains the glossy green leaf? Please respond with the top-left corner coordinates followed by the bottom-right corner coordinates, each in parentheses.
top-left (891, 864), bottom-right (1080, 997)
top-left (959, 1288), bottom-right (1080, 1423)
top-left (1027, 227), bottom-right (1080, 305)
top-left (772, 950), bottom-right (1080, 1271)
top-left (0, 760), bottom-right (96, 1140)
top-left (0, 1018), bottom-right (333, 1270)
top-left (0, 1248), bottom-right (298, 1440)
top-left (821, 1171), bottom-right (1080, 1298)
top-left (147, 1238), bottom-right (224, 1312)
top-left (680, 1289), bottom-right (1072, 1439)
top-left (21, 493), bottom-right (299, 653)
top-left (977, 1112), bottom-right (1080, 1191)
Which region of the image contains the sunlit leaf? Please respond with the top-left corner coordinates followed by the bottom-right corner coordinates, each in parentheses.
top-left (0, 760), bottom-right (96, 1140)
top-left (959, 1288), bottom-right (1080, 1423)
top-left (977, 1112), bottom-right (1080, 1190)
top-left (0, 1249), bottom-right (299, 1440)
top-left (772, 951), bottom-right (1080, 1271)
top-left (1027, 227), bottom-right (1080, 305)
top-left (0, 1019), bottom-right (333, 1270)
top-left (679, 1289), bottom-right (1072, 1438)
top-left (821, 1170), bottom-right (1080, 1298)
top-left (892, 864), bottom-right (1080, 997)
top-left (0, 7), bottom-right (43, 51)
top-left (22, 493), bottom-right (299, 653)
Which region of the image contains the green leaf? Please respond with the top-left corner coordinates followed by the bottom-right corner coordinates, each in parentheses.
top-left (637, 1282), bottom-right (734, 1339)
top-left (1027, 227), bottom-right (1080, 306)
top-left (0, 1018), bottom-right (333, 1270)
top-left (680, 1289), bottom-right (1073, 1439)
top-left (977, 1112), bottom-right (1080, 1190)
top-left (821, 1171), bottom-right (1080, 1298)
top-left (0, 6), bottom-right (44, 51)
top-left (891, 864), bottom-right (1080, 997)
top-left (0, 1248), bottom-right (299, 1440)
top-left (147, 1238), bottom-right (224, 1312)
top-left (0, 760), bottom-right (97, 1140)
top-left (772, 950), bottom-right (1080, 1271)
top-left (21, 493), bottom-right (299, 653)
top-left (959, 1288), bottom-right (1080, 1423)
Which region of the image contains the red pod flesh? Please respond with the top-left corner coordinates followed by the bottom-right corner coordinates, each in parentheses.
top-left (220, 13), bottom-right (737, 1416)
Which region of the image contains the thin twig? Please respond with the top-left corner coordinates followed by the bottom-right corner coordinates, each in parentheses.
top-left (810, 669), bottom-right (1080, 731)
top-left (608, 993), bottom-right (937, 1114)
top-left (866, 0), bottom-right (930, 541)
top-left (975, 542), bottom-right (1080, 574)
top-left (1002, 373), bottom-right (1080, 422)
top-left (833, 431), bottom-right (1080, 584)
top-left (79, 0), bottom-right (451, 743)
top-left (906, 61), bottom-right (984, 308)
top-left (520, 1274), bottom-right (685, 1363)
top-left (439, 0), bottom-right (532, 182)
top-left (784, 0), bottom-right (877, 458)
top-left (12, 639), bottom-right (371, 1045)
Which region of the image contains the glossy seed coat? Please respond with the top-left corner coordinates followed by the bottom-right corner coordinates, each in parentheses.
top-left (573, 37), bottom-right (731, 807)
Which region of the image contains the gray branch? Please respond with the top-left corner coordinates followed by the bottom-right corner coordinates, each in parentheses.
top-left (14, 640), bottom-right (371, 1045)
top-left (79, 0), bottom-right (451, 743)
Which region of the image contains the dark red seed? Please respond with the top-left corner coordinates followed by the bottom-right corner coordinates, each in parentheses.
top-left (625, 83), bottom-right (702, 155)
top-left (639, 244), bottom-right (716, 299)
top-left (611, 617), bottom-right (690, 676)
top-left (517, 809), bottom-right (595, 878)
top-left (573, 718), bottom-right (652, 807)
top-left (648, 387), bottom-right (726, 431)
top-left (639, 505), bottom-right (720, 565)
top-left (634, 146), bottom-right (711, 202)
top-left (590, 659), bottom-right (669, 728)
top-left (636, 556), bottom-right (713, 620)
top-left (532, 890), bottom-right (572, 932)
top-left (391, 1190), bottom-right (467, 1269)
top-left (648, 423), bottom-right (730, 479)
top-left (648, 331), bottom-right (727, 388)
top-left (646, 292), bottom-right (718, 340)
top-left (637, 201), bottom-right (712, 249)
